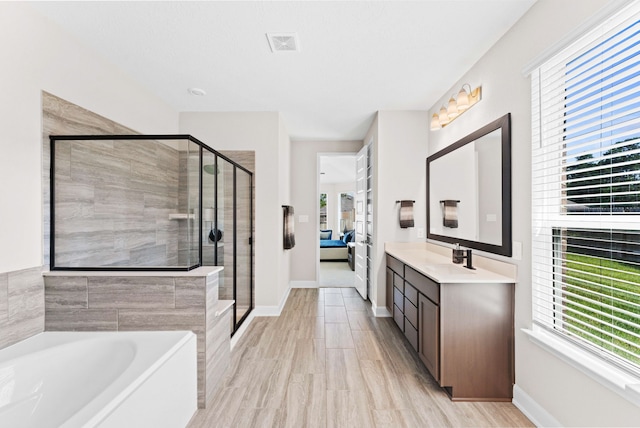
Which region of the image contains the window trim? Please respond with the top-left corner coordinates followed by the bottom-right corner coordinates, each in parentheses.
top-left (523, 327), bottom-right (640, 408)
top-left (522, 0), bottom-right (635, 76)
top-left (529, 0), bottom-right (640, 405)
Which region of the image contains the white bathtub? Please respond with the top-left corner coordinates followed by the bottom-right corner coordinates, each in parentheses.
top-left (0, 331), bottom-right (197, 428)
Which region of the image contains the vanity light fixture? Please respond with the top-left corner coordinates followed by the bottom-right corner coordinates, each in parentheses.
top-left (430, 84), bottom-right (482, 131)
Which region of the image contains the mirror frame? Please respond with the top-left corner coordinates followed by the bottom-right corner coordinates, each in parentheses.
top-left (426, 113), bottom-right (512, 257)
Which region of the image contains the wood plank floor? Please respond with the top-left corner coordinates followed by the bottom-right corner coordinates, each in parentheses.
top-left (188, 288), bottom-right (534, 428)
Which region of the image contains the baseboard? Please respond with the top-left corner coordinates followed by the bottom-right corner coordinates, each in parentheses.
top-left (253, 284), bottom-right (292, 317)
top-left (371, 300), bottom-right (392, 317)
top-left (513, 384), bottom-right (561, 427)
top-left (290, 280), bottom-right (317, 288)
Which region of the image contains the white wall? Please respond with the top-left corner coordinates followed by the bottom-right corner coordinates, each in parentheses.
top-left (278, 116), bottom-right (292, 301)
top-left (179, 112), bottom-right (291, 309)
top-left (427, 0), bottom-right (640, 425)
top-left (0, 3), bottom-right (178, 273)
top-left (290, 141), bottom-right (363, 283)
top-left (372, 111), bottom-right (429, 312)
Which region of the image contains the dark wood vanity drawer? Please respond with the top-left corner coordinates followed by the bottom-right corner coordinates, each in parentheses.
top-left (393, 273), bottom-right (403, 292)
top-left (404, 297), bottom-right (418, 328)
top-left (393, 287), bottom-right (404, 310)
top-left (404, 283), bottom-right (418, 306)
top-left (393, 304), bottom-right (404, 332)
top-left (405, 266), bottom-right (439, 305)
top-left (386, 255), bottom-right (404, 276)
top-left (404, 319), bottom-right (418, 351)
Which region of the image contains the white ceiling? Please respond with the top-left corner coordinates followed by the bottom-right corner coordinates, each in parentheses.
top-left (320, 155), bottom-right (356, 185)
top-left (30, 0), bottom-right (537, 141)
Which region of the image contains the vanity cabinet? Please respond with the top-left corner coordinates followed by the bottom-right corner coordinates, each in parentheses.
top-left (386, 253), bottom-right (514, 401)
top-left (386, 257), bottom-right (419, 351)
top-left (418, 293), bottom-right (439, 381)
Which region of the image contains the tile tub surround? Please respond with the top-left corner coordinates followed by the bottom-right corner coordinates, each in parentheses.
top-left (43, 266), bottom-right (231, 408)
top-left (0, 266), bottom-right (45, 350)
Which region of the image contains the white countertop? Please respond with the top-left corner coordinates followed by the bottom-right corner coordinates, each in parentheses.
top-left (385, 242), bottom-right (515, 284)
top-left (43, 266), bottom-right (224, 277)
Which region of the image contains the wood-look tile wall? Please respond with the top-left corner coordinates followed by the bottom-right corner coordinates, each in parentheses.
top-left (52, 138), bottom-right (182, 267)
top-left (43, 93), bottom-right (202, 269)
top-left (44, 272), bottom-right (228, 408)
top-left (43, 93), bottom-right (256, 293)
top-left (0, 266), bottom-right (45, 350)
top-left (42, 92), bottom-right (138, 267)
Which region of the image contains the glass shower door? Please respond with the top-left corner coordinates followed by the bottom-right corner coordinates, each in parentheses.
top-left (205, 153), bottom-right (253, 335)
top-left (235, 169), bottom-right (253, 327)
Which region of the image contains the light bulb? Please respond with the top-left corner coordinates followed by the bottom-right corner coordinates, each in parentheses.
top-left (438, 106), bottom-right (450, 125)
top-left (430, 113), bottom-right (441, 131)
top-left (456, 87), bottom-right (470, 111)
top-left (447, 97), bottom-right (459, 119)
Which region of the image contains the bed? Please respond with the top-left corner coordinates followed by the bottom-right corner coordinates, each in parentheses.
top-left (320, 230), bottom-right (354, 261)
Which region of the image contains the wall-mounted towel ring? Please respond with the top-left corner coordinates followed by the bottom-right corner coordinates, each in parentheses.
top-left (396, 200), bottom-right (415, 228)
top-left (440, 200), bottom-right (459, 228)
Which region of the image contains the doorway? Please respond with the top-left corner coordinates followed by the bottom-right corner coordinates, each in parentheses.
top-left (318, 154), bottom-right (357, 288)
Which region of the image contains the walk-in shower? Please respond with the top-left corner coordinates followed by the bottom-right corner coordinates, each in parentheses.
top-left (49, 134), bottom-right (254, 333)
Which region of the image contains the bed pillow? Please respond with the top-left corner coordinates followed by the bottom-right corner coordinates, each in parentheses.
top-left (320, 229), bottom-right (332, 240)
top-left (343, 230), bottom-right (354, 243)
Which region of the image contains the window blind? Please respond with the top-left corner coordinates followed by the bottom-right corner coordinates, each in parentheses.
top-left (532, 2), bottom-right (640, 374)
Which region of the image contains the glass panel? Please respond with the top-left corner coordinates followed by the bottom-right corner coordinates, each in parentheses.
top-left (217, 158), bottom-right (235, 312)
top-left (52, 138), bottom-right (193, 269)
top-left (202, 150), bottom-right (217, 266)
top-left (235, 168), bottom-right (253, 326)
top-left (180, 140), bottom-right (201, 267)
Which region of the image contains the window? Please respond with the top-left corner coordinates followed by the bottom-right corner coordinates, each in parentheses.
top-left (532, 3), bottom-right (640, 375)
top-left (320, 193), bottom-right (327, 229)
top-left (339, 192), bottom-right (355, 234)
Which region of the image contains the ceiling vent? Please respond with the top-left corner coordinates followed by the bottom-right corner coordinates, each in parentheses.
top-left (266, 33), bottom-right (300, 53)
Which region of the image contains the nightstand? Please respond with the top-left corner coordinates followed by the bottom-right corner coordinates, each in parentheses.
top-left (347, 242), bottom-right (355, 271)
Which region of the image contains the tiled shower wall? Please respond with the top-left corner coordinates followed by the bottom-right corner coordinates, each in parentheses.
top-left (42, 92), bottom-right (141, 267)
top-left (0, 266), bottom-right (44, 350)
top-left (52, 138), bottom-right (181, 267)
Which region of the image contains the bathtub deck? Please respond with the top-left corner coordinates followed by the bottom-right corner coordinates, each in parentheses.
top-left (42, 267), bottom-right (229, 408)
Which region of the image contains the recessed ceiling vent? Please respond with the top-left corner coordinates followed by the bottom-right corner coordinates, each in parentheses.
top-left (266, 33), bottom-right (300, 53)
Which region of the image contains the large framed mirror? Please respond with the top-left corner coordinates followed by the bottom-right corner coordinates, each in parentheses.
top-left (427, 113), bottom-right (512, 256)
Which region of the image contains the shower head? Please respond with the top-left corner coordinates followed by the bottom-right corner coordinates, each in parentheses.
top-left (203, 164), bottom-right (217, 175)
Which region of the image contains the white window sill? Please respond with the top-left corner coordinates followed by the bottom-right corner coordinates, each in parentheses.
top-left (522, 328), bottom-right (640, 408)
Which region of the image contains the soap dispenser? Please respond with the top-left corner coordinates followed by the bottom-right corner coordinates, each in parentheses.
top-left (452, 244), bottom-right (465, 264)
